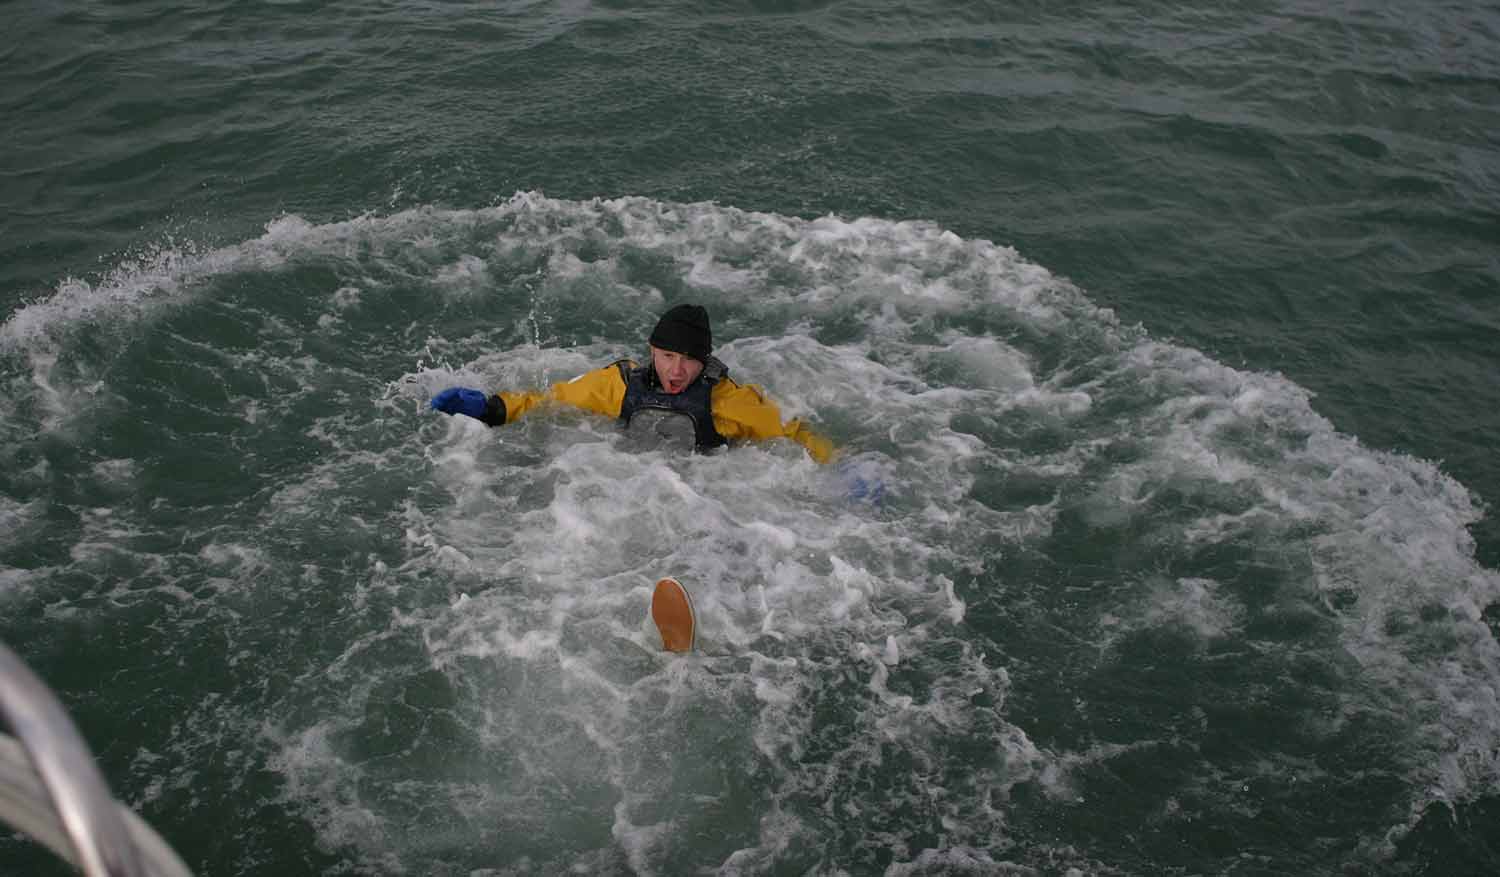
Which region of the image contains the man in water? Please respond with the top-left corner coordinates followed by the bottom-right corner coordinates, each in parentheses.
top-left (430, 304), bottom-right (834, 463)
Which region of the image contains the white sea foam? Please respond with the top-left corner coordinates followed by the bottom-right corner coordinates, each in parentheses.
top-left (7, 193), bottom-right (1495, 872)
top-left (0, 497), bottom-right (44, 552)
top-left (0, 565), bottom-right (40, 603)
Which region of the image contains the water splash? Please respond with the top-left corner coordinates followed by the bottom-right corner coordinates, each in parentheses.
top-left (3, 193), bottom-right (1496, 873)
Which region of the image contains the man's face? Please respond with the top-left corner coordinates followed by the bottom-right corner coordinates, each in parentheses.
top-left (650, 345), bottom-right (704, 395)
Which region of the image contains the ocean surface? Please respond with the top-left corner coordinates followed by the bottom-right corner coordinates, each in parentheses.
top-left (4, 1), bottom-right (1499, 874)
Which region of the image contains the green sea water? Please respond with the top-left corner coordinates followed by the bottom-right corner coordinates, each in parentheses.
top-left (3, 1), bottom-right (1498, 874)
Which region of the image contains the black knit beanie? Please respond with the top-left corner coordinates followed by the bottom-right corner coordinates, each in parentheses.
top-left (648, 304), bottom-right (713, 362)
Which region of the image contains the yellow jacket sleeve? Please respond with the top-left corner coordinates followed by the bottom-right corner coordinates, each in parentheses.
top-left (710, 379), bottom-right (835, 463)
top-left (495, 364), bottom-right (627, 423)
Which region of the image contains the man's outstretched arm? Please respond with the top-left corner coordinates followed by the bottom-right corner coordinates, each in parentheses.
top-left (430, 364), bottom-right (629, 426)
top-left (711, 379), bottom-right (835, 463)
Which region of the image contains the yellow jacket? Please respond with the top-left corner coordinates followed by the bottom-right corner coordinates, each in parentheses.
top-left (492, 361), bottom-right (834, 463)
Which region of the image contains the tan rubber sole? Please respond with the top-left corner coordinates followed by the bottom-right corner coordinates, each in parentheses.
top-left (651, 577), bottom-right (696, 653)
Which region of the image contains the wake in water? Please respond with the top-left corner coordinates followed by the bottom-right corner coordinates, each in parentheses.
top-left (2, 193), bottom-right (1497, 874)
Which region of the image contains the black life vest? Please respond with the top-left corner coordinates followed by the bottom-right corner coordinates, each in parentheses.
top-left (615, 356), bottom-right (728, 452)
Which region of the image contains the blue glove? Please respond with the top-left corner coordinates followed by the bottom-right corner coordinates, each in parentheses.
top-left (836, 459), bottom-right (887, 504)
top-left (430, 387), bottom-right (489, 420)
top-left (846, 472), bottom-right (887, 504)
